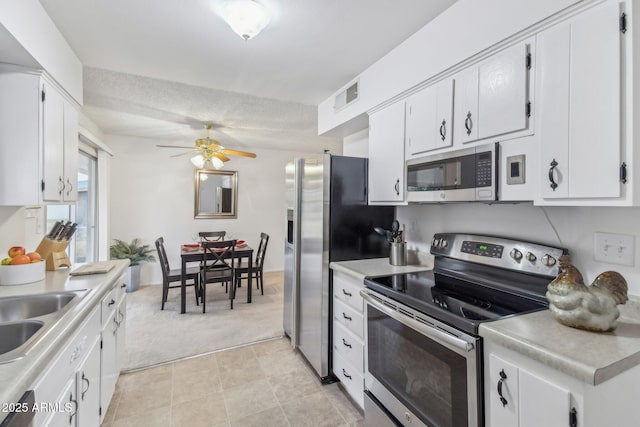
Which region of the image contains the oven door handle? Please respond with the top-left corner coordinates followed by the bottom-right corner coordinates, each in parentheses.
top-left (362, 290), bottom-right (475, 353)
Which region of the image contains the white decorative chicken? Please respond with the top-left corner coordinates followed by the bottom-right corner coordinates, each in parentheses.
top-left (546, 255), bottom-right (628, 332)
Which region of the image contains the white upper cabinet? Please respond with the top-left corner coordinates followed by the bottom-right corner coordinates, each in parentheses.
top-left (42, 80), bottom-right (79, 203)
top-left (537, 0), bottom-right (622, 202)
top-left (478, 42), bottom-right (530, 139)
top-left (368, 101), bottom-right (406, 204)
top-left (0, 71), bottom-right (78, 206)
top-left (406, 78), bottom-right (454, 156)
top-left (454, 41), bottom-right (531, 146)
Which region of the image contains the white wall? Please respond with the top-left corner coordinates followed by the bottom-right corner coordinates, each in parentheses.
top-left (343, 129), bottom-right (369, 158)
top-left (0, 207), bottom-right (42, 255)
top-left (397, 203), bottom-right (640, 296)
top-left (107, 134), bottom-right (324, 285)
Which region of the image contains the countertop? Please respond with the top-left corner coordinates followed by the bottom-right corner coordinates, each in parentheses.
top-left (0, 260), bottom-right (129, 422)
top-left (479, 297), bottom-right (640, 385)
top-left (330, 257), bottom-right (432, 281)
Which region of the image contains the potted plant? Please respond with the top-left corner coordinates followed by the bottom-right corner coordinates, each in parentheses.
top-left (110, 238), bottom-right (156, 292)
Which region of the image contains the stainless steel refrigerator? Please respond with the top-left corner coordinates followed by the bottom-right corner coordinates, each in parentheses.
top-left (284, 154), bottom-right (394, 381)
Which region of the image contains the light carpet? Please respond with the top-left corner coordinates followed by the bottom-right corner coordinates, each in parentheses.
top-left (123, 271), bottom-right (285, 371)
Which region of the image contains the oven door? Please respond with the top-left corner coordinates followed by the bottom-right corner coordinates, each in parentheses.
top-left (362, 289), bottom-right (481, 427)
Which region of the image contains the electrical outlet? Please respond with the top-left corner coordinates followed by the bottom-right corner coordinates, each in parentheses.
top-left (593, 232), bottom-right (635, 266)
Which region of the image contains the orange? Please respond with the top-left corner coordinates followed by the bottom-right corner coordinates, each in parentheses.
top-left (26, 252), bottom-right (42, 262)
top-left (10, 254), bottom-right (31, 265)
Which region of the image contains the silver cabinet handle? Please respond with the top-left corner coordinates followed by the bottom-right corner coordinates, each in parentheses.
top-left (548, 159), bottom-right (559, 191)
top-left (66, 178), bottom-right (73, 196)
top-left (394, 179), bottom-right (400, 196)
top-left (58, 176), bottom-right (65, 196)
top-left (439, 119), bottom-right (447, 141)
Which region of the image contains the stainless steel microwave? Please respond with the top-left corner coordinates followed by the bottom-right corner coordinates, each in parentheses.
top-left (406, 142), bottom-right (498, 202)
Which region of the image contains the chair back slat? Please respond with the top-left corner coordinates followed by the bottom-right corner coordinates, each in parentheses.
top-left (201, 240), bottom-right (237, 271)
top-left (255, 233), bottom-right (270, 268)
top-left (155, 237), bottom-right (171, 281)
top-left (199, 231), bottom-right (226, 242)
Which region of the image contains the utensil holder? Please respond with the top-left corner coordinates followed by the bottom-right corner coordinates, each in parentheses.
top-left (35, 238), bottom-right (72, 271)
top-left (389, 242), bottom-right (407, 266)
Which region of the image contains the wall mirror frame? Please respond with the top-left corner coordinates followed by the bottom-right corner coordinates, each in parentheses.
top-left (194, 169), bottom-right (238, 219)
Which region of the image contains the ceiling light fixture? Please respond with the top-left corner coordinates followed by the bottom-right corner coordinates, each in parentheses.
top-left (222, 0), bottom-right (270, 40)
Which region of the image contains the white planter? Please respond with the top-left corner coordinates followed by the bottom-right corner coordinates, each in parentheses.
top-left (125, 264), bottom-right (141, 292)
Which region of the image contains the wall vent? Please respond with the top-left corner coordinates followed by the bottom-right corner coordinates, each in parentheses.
top-left (334, 81), bottom-right (359, 111)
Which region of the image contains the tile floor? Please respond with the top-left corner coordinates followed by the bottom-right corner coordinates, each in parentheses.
top-left (102, 338), bottom-right (364, 427)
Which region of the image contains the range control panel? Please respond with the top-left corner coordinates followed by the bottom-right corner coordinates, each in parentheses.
top-left (431, 233), bottom-right (567, 277)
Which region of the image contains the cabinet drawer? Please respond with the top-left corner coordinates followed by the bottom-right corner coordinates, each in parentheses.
top-left (333, 323), bottom-right (364, 372)
top-left (333, 298), bottom-right (364, 340)
top-left (333, 351), bottom-right (364, 409)
top-left (32, 306), bottom-right (100, 413)
top-left (101, 287), bottom-right (118, 325)
top-left (333, 273), bottom-right (364, 312)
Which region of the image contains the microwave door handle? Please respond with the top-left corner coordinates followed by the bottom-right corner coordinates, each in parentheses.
top-left (361, 290), bottom-right (474, 353)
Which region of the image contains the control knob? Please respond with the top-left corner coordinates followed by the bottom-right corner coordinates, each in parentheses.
top-left (440, 239), bottom-right (448, 248)
top-left (526, 252), bottom-right (537, 262)
top-left (541, 254), bottom-right (557, 267)
top-left (509, 248), bottom-right (523, 261)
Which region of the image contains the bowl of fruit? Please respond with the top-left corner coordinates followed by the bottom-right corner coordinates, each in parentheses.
top-left (0, 246), bottom-right (45, 285)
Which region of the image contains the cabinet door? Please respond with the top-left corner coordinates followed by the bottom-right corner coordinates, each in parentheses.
top-left (100, 311), bottom-right (118, 423)
top-left (479, 42), bottom-right (529, 139)
top-left (77, 338), bottom-right (101, 427)
top-left (406, 85), bottom-right (437, 155)
top-left (47, 377), bottom-right (77, 427)
top-left (453, 67), bottom-right (479, 144)
top-left (0, 72), bottom-right (41, 206)
top-left (116, 294), bottom-right (127, 372)
top-left (63, 102), bottom-right (79, 202)
top-left (42, 81), bottom-right (65, 202)
top-left (488, 354), bottom-right (519, 427)
top-left (539, 1), bottom-right (621, 200)
top-left (368, 101), bottom-right (406, 203)
top-left (406, 79), bottom-right (454, 156)
top-left (519, 369), bottom-right (571, 427)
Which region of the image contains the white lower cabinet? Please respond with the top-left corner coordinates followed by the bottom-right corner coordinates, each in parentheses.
top-left (32, 306), bottom-right (101, 426)
top-left (485, 340), bottom-right (640, 427)
top-left (100, 278), bottom-right (127, 423)
top-left (332, 271), bottom-right (365, 408)
top-left (31, 276), bottom-right (126, 427)
top-left (487, 353), bottom-right (571, 427)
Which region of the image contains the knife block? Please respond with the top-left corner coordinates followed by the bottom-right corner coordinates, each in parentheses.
top-left (35, 238), bottom-right (72, 271)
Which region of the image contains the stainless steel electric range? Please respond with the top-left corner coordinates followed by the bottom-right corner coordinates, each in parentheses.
top-left (362, 233), bottom-right (566, 427)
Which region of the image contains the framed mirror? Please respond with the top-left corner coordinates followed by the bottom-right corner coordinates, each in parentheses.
top-left (194, 170), bottom-right (238, 219)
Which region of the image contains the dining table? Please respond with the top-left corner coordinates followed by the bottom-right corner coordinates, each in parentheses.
top-left (180, 243), bottom-right (254, 314)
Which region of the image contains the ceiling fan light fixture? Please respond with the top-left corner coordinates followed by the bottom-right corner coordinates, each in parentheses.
top-left (210, 156), bottom-right (225, 169)
top-left (222, 0), bottom-right (270, 40)
top-left (191, 154), bottom-right (205, 168)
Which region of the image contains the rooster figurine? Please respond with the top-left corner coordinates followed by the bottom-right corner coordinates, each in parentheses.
top-left (545, 255), bottom-right (628, 332)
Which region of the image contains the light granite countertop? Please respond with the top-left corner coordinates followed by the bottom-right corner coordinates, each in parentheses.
top-left (0, 260), bottom-right (129, 422)
top-left (330, 257), bottom-right (433, 282)
top-left (479, 298), bottom-right (640, 385)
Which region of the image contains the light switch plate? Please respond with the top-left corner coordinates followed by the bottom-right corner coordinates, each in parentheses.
top-left (593, 232), bottom-right (635, 266)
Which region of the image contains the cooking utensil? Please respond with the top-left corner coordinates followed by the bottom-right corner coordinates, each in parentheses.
top-left (391, 220), bottom-right (399, 238)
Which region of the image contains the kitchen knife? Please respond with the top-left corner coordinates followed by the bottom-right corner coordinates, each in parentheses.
top-left (55, 221), bottom-right (72, 241)
top-left (47, 221), bottom-right (62, 239)
top-left (61, 223), bottom-right (77, 241)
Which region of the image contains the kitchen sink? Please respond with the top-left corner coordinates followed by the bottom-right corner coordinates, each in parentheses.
top-left (0, 290), bottom-right (87, 363)
top-left (0, 321), bottom-right (44, 356)
top-left (0, 292), bottom-right (79, 322)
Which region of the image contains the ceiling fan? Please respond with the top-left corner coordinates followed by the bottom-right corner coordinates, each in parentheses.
top-left (156, 124), bottom-right (257, 169)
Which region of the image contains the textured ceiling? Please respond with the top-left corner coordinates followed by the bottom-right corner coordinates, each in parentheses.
top-left (40, 0), bottom-right (457, 151)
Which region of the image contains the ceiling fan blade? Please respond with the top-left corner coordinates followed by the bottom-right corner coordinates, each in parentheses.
top-left (170, 150), bottom-right (200, 158)
top-left (214, 152), bottom-right (231, 162)
top-left (221, 149), bottom-right (257, 158)
top-left (157, 144), bottom-right (194, 149)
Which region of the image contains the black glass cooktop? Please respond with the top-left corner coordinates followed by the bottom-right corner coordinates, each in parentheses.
top-left (364, 269), bottom-right (549, 335)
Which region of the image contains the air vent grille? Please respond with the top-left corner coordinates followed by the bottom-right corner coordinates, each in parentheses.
top-left (334, 81), bottom-right (359, 111)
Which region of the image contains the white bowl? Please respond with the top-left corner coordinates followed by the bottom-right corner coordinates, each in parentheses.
top-left (0, 261), bottom-right (46, 285)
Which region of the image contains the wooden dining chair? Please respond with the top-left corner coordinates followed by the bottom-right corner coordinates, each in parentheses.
top-left (235, 233), bottom-right (269, 295)
top-left (200, 240), bottom-right (237, 312)
top-left (155, 237), bottom-right (200, 310)
top-left (198, 231), bottom-right (226, 242)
